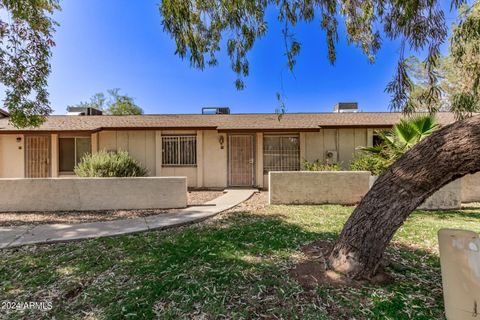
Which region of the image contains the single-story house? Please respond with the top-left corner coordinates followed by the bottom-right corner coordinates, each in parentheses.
top-left (0, 108), bottom-right (455, 189)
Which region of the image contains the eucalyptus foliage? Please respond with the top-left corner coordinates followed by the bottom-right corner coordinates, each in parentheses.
top-left (402, 2), bottom-right (480, 117)
top-left (160, 0), bottom-right (465, 113)
top-left (68, 89), bottom-right (144, 116)
top-left (449, 2), bottom-right (480, 118)
top-left (0, 0), bottom-right (59, 127)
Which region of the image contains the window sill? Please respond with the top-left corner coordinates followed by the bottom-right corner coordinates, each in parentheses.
top-left (162, 165), bottom-right (197, 168)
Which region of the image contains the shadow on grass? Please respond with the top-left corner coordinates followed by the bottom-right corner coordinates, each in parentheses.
top-left (0, 211), bottom-right (446, 319)
top-left (414, 208), bottom-right (480, 220)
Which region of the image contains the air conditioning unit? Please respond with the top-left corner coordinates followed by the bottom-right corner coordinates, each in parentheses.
top-left (326, 150), bottom-right (338, 163)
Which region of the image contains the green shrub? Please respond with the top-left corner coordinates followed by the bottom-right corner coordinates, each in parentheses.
top-left (75, 150), bottom-right (147, 177)
top-left (302, 159), bottom-right (342, 171)
top-left (350, 153), bottom-right (389, 176)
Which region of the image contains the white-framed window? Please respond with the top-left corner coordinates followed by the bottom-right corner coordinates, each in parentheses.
top-left (263, 134), bottom-right (300, 173)
top-left (59, 137), bottom-right (91, 172)
top-left (162, 135), bottom-right (197, 166)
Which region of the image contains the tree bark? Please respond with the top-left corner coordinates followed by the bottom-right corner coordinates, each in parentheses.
top-left (328, 115), bottom-right (480, 280)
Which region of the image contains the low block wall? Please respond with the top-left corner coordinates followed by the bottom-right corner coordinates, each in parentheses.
top-left (461, 172), bottom-right (480, 203)
top-left (269, 171), bottom-right (370, 205)
top-left (0, 177), bottom-right (187, 212)
top-left (369, 176), bottom-right (461, 210)
top-left (418, 180), bottom-right (461, 210)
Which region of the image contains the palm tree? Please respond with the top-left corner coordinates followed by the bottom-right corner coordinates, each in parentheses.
top-left (361, 115), bottom-right (439, 164)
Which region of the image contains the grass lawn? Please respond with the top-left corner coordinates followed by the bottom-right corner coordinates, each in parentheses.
top-left (1, 195), bottom-right (480, 319)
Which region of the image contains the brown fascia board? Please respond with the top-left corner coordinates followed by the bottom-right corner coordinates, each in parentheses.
top-left (317, 124), bottom-right (394, 129)
top-left (0, 130), bottom-right (97, 134)
top-left (94, 126), bottom-right (219, 132)
top-left (217, 128), bottom-right (321, 133)
top-left (0, 124), bottom-right (395, 134)
top-left (219, 125), bottom-right (395, 132)
top-left (0, 126), bottom-right (219, 134)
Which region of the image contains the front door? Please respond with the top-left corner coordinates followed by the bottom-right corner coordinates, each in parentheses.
top-left (228, 135), bottom-right (255, 187)
top-left (25, 135), bottom-right (51, 178)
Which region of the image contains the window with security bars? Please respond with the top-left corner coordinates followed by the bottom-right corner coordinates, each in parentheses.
top-left (263, 135), bottom-right (300, 173)
top-left (162, 135), bottom-right (197, 166)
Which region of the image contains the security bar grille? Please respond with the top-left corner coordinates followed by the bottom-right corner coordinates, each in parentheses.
top-left (228, 135), bottom-right (255, 186)
top-left (162, 135), bottom-right (197, 166)
top-left (25, 135), bottom-right (51, 178)
top-left (263, 135), bottom-right (300, 173)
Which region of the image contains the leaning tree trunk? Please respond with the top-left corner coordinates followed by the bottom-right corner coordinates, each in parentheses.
top-left (328, 115), bottom-right (480, 280)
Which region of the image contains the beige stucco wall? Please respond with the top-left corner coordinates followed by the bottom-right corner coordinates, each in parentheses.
top-left (161, 167), bottom-right (197, 188)
top-left (418, 179), bottom-right (462, 210)
top-left (0, 134), bottom-right (24, 178)
top-left (304, 128), bottom-right (370, 169)
top-left (202, 130), bottom-right (227, 188)
top-left (0, 128), bottom-right (380, 189)
top-left (0, 177), bottom-right (187, 211)
top-left (269, 171), bottom-right (371, 205)
top-left (461, 172), bottom-right (480, 203)
top-left (98, 130), bottom-right (156, 176)
top-left (98, 130), bottom-right (227, 188)
top-left (369, 176), bottom-right (462, 210)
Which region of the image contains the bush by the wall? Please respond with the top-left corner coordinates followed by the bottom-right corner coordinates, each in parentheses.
top-left (75, 150), bottom-right (147, 177)
top-left (349, 153), bottom-right (389, 176)
top-left (302, 159), bottom-right (342, 171)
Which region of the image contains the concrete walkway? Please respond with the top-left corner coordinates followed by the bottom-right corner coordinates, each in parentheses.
top-left (0, 189), bottom-right (256, 249)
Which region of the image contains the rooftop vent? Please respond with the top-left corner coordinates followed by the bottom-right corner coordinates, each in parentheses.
top-left (67, 106), bottom-right (103, 116)
top-left (333, 102), bottom-right (358, 113)
top-left (202, 107), bottom-right (230, 115)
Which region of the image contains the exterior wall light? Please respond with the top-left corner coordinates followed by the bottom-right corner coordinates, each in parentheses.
top-left (219, 135), bottom-right (225, 149)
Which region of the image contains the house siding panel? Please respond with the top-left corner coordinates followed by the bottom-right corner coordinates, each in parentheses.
top-left (305, 131), bottom-right (324, 163)
top-left (202, 130), bottom-right (227, 188)
top-left (0, 134), bottom-right (24, 178)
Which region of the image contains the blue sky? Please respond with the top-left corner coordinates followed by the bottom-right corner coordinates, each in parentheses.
top-left (3, 1), bottom-right (461, 114)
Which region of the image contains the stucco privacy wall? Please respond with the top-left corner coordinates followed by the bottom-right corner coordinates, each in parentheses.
top-left (0, 177), bottom-right (187, 212)
top-left (418, 180), bottom-right (461, 210)
top-left (270, 172), bottom-right (464, 209)
top-left (461, 172), bottom-right (480, 203)
top-left (269, 171), bottom-right (371, 205)
top-left (369, 176), bottom-right (461, 210)
top-left (0, 134), bottom-right (24, 178)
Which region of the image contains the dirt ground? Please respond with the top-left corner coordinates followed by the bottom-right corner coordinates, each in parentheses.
top-left (0, 191), bottom-right (224, 227)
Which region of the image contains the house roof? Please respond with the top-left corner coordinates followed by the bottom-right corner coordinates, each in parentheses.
top-left (0, 108), bottom-right (9, 118)
top-left (0, 112), bottom-right (457, 133)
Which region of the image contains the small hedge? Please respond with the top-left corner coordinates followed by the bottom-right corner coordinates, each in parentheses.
top-left (349, 153), bottom-right (389, 176)
top-left (75, 150), bottom-right (147, 177)
top-left (302, 159), bottom-right (342, 171)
